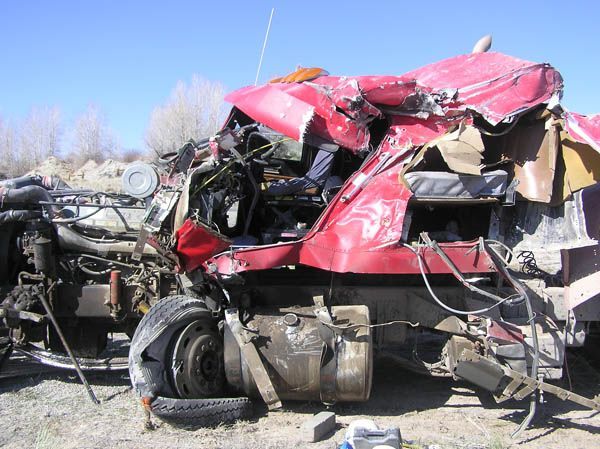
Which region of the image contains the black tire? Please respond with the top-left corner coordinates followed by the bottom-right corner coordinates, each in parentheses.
top-left (129, 295), bottom-right (212, 398)
top-left (0, 336), bottom-right (13, 372)
top-left (151, 396), bottom-right (253, 428)
top-left (129, 295), bottom-right (252, 427)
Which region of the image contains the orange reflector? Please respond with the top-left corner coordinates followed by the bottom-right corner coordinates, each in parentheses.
top-left (270, 67), bottom-right (329, 84)
top-left (141, 397), bottom-right (153, 410)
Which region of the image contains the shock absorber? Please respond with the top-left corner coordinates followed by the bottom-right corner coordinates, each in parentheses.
top-left (109, 270), bottom-right (123, 320)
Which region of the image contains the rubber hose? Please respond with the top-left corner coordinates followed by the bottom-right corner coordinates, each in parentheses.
top-left (0, 210), bottom-right (42, 224)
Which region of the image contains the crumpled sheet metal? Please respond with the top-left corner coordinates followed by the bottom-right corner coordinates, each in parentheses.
top-left (564, 112), bottom-right (600, 152)
top-left (212, 52), bottom-right (594, 276)
top-left (209, 238), bottom-right (494, 276)
top-left (175, 218), bottom-right (232, 272)
top-left (225, 81), bottom-right (372, 152)
top-left (208, 153), bottom-right (494, 276)
top-left (401, 53), bottom-right (563, 126)
top-left (560, 137), bottom-right (600, 200)
top-left (226, 52), bottom-right (563, 155)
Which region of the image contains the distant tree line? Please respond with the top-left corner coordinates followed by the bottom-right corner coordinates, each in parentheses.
top-left (0, 76), bottom-right (225, 177)
top-left (146, 76), bottom-right (226, 157)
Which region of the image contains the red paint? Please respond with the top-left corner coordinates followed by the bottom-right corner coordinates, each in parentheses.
top-left (486, 320), bottom-right (525, 344)
top-left (188, 52), bottom-right (597, 277)
top-left (564, 111), bottom-right (600, 149)
top-left (208, 240), bottom-right (493, 276)
top-left (175, 219), bottom-right (232, 272)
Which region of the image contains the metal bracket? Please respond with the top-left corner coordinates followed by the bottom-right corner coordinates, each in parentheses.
top-left (459, 349), bottom-right (600, 411)
top-left (0, 306), bottom-right (45, 323)
top-left (503, 178), bottom-right (519, 206)
top-left (224, 309), bottom-right (282, 410)
top-left (420, 232), bottom-right (512, 304)
top-left (315, 307), bottom-right (338, 404)
top-left (131, 227), bottom-right (150, 262)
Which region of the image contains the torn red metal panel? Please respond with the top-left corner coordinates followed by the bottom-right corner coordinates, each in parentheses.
top-left (208, 239), bottom-right (494, 276)
top-left (218, 52), bottom-right (568, 277)
top-left (312, 76), bottom-right (422, 108)
top-left (226, 53), bottom-right (562, 157)
top-left (175, 218), bottom-right (232, 272)
top-left (227, 76), bottom-right (434, 153)
top-left (564, 111), bottom-right (600, 151)
top-left (225, 84), bottom-right (314, 143)
top-left (402, 52), bottom-right (563, 124)
top-left (380, 116), bottom-right (461, 152)
top-left (309, 77), bottom-right (382, 120)
top-left (225, 82), bottom-right (371, 151)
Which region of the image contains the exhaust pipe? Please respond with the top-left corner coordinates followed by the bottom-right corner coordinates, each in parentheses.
top-left (56, 224), bottom-right (156, 256)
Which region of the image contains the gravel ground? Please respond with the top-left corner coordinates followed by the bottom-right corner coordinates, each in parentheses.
top-left (0, 353), bottom-right (599, 449)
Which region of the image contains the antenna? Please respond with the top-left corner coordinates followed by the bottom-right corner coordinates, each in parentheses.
top-left (254, 8), bottom-right (275, 86)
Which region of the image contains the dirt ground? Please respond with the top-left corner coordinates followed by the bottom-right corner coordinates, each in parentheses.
top-left (1, 351), bottom-right (599, 449)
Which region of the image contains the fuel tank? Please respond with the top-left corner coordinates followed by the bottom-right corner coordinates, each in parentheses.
top-left (224, 305), bottom-right (372, 402)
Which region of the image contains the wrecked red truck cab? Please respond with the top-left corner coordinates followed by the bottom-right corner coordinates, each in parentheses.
top-left (2, 51), bottom-right (599, 431)
top-left (127, 51), bottom-right (600, 428)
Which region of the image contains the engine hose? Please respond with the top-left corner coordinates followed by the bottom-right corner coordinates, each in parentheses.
top-left (0, 185), bottom-right (57, 217)
top-left (51, 207), bottom-right (103, 224)
top-left (78, 263), bottom-right (113, 276)
top-left (0, 174), bottom-right (70, 190)
top-left (0, 210), bottom-right (42, 224)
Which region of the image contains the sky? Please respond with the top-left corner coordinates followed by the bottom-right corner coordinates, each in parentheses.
top-left (0, 0), bottom-right (598, 151)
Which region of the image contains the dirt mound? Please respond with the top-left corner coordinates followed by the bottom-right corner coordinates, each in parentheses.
top-left (28, 156), bottom-right (74, 180)
top-left (30, 157), bottom-right (134, 192)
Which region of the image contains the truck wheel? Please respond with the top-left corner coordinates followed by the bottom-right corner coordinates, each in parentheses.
top-left (128, 295), bottom-right (252, 427)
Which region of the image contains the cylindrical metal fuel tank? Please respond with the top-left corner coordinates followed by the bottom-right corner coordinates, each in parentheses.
top-left (224, 305), bottom-right (372, 402)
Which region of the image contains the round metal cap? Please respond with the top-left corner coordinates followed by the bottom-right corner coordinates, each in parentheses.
top-left (283, 313), bottom-right (299, 326)
top-left (121, 163), bottom-right (159, 198)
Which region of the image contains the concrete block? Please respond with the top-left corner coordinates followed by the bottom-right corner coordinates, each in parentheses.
top-left (301, 411), bottom-right (336, 442)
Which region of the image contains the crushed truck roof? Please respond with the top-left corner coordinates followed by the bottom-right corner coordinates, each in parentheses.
top-left (208, 52), bottom-right (600, 276)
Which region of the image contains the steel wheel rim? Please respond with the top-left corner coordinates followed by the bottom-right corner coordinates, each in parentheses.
top-left (170, 319), bottom-right (225, 398)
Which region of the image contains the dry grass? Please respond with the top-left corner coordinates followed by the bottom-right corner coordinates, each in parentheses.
top-left (1, 356), bottom-right (599, 449)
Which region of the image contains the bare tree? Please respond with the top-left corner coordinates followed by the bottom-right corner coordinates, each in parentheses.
top-left (145, 75), bottom-right (226, 156)
top-left (0, 116), bottom-right (17, 177)
top-left (68, 104), bottom-right (118, 166)
top-left (19, 106), bottom-right (62, 165)
top-left (121, 148), bottom-right (146, 163)
top-left (0, 107), bottom-right (62, 177)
